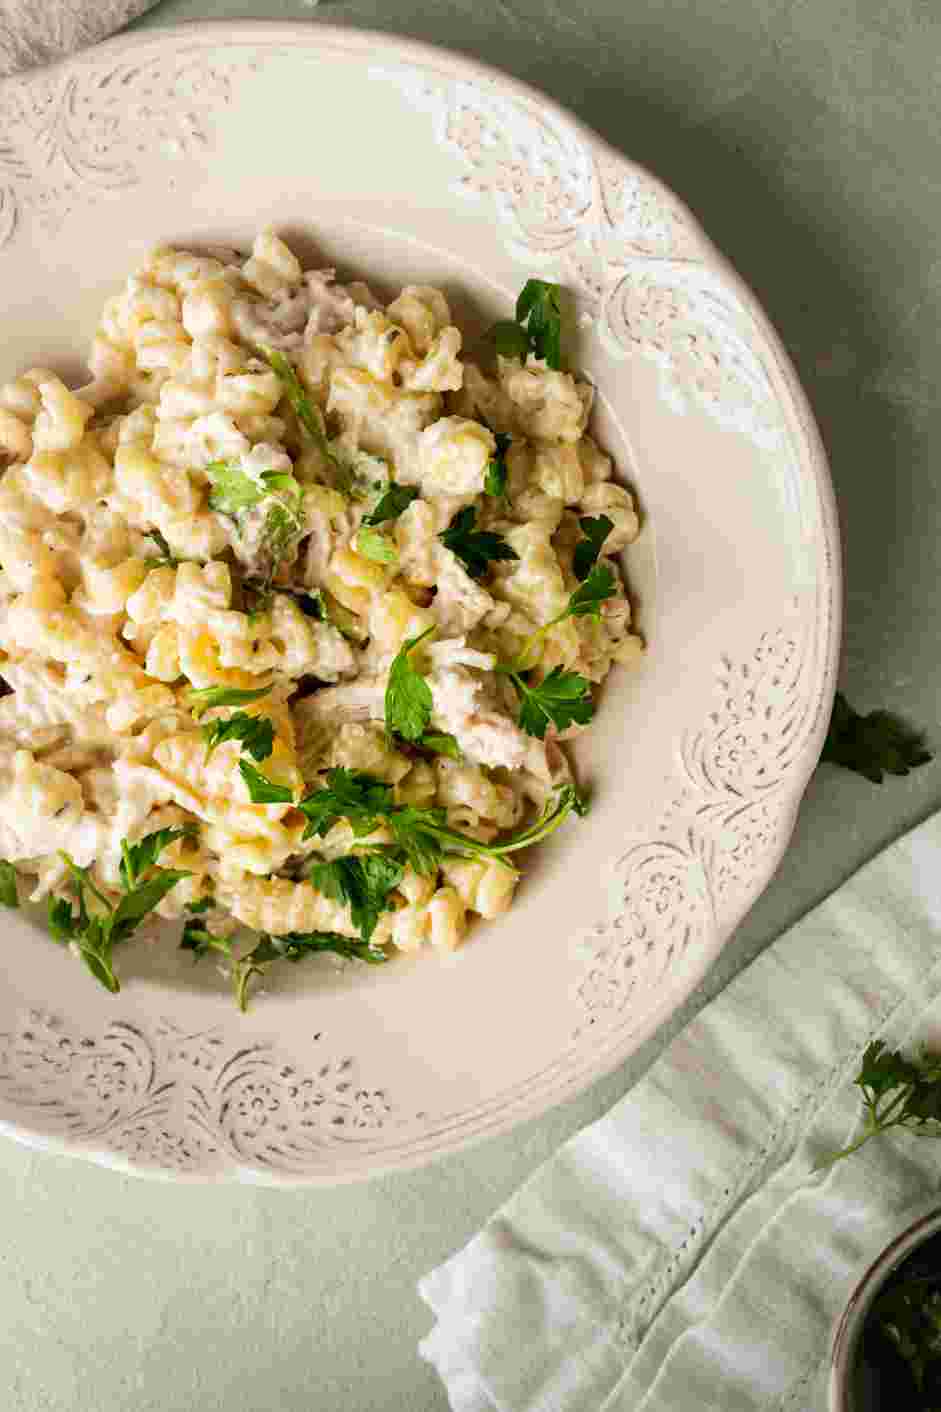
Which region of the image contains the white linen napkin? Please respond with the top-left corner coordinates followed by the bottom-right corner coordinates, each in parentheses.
top-left (0, 0), bottom-right (159, 78)
top-left (420, 809), bottom-right (941, 1412)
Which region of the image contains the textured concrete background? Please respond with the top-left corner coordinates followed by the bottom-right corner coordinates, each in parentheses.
top-left (5, 2), bottom-right (941, 1408)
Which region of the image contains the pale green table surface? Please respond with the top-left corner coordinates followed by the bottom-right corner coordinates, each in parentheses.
top-left (5, 2), bottom-right (941, 1408)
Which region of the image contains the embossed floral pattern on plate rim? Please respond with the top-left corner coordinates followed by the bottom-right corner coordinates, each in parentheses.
top-left (0, 22), bottom-right (841, 1183)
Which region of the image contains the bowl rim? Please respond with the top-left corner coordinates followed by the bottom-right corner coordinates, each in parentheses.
top-left (0, 19), bottom-right (843, 1183)
top-left (829, 1200), bottom-right (941, 1412)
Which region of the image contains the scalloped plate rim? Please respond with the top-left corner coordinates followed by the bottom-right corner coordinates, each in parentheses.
top-left (0, 19), bottom-right (842, 1184)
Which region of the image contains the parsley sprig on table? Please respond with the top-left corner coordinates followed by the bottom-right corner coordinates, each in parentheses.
top-left (818, 1041), bottom-right (941, 1168)
top-left (48, 830), bottom-right (192, 993)
top-left (438, 506), bottom-right (518, 580)
top-left (821, 692), bottom-right (933, 783)
top-left (490, 279), bottom-right (564, 369)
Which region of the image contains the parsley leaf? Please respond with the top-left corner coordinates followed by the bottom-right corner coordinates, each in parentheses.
top-left (264, 347), bottom-right (326, 444)
top-left (308, 854), bottom-right (404, 943)
top-left (201, 711), bottom-right (274, 763)
top-left (573, 515), bottom-right (614, 581)
top-left (419, 732), bottom-right (461, 761)
top-left (516, 279), bottom-right (563, 369)
top-left (186, 895), bottom-right (215, 915)
top-left (490, 320), bottom-right (531, 361)
top-left (387, 806), bottom-right (447, 876)
top-left (263, 346), bottom-right (357, 495)
top-left (231, 929), bottom-right (389, 1012)
top-left (567, 563), bottom-right (617, 620)
top-left (205, 460), bottom-right (299, 516)
top-left (818, 1040), bottom-right (941, 1168)
top-left (356, 526), bottom-right (398, 565)
top-left (144, 528), bottom-right (180, 566)
top-left (304, 778), bottom-right (586, 878)
top-left (511, 666), bottom-right (594, 739)
top-left (385, 783), bottom-right (587, 870)
top-left (821, 692), bottom-right (933, 783)
top-left (239, 761), bottom-right (294, 805)
top-left (109, 871), bottom-right (192, 944)
top-left (298, 768), bottom-right (395, 840)
top-left (49, 846), bottom-right (189, 994)
top-left (505, 563), bottom-right (619, 674)
top-left (438, 506), bottom-right (519, 580)
top-left (187, 683), bottom-right (273, 719)
top-left (119, 825), bottom-right (194, 891)
top-left (0, 860), bottom-right (17, 908)
top-left (484, 433), bottom-right (511, 498)
top-left (364, 483), bottom-right (419, 526)
top-left (180, 919), bottom-right (233, 961)
top-left (385, 625), bottom-right (435, 743)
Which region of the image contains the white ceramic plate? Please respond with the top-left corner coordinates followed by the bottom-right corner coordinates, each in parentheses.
top-left (0, 21), bottom-right (840, 1183)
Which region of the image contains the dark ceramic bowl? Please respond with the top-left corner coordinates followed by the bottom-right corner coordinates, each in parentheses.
top-left (830, 1203), bottom-right (941, 1412)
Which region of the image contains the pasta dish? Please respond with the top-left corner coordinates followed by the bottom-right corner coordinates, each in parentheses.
top-left (0, 230), bottom-right (643, 1006)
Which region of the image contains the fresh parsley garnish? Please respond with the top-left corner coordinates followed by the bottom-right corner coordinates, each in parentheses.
top-left (567, 563), bottom-right (618, 620)
top-left (260, 496), bottom-right (305, 568)
top-left (300, 778), bottom-right (586, 880)
top-left (187, 683), bottom-right (273, 719)
top-left (489, 280), bottom-right (564, 369)
top-left (364, 483), bottom-right (419, 526)
top-left (385, 625), bottom-right (435, 743)
top-left (492, 564), bottom-right (615, 735)
top-left (438, 506), bottom-right (518, 580)
top-left (386, 783), bottom-right (587, 874)
top-left (418, 732), bottom-right (461, 761)
top-left (298, 768), bottom-right (395, 840)
top-left (490, 320), bottom-right (531, 361)
top-left (205, 459), bottom-right (300, 516)
top-left (309, 854), bottom-right (404, 944)
top-left (821, 692), bottom-right (933, 783)
top-left (144, 528), bottom-right (180, 566)
top-left (264, 347), bottom-right (326, 444)
top-left (239, 761), bottom-right (295, 805)
top-left (0, 860), bottom-right (18, 908)
top-left (231, 930), bottom-right (389, 1012)
top-left (356, 526), bottom-right (398, 565)
top-left (180, 918), bottom-right (233, 962)
top-left (49, 842), bottom-right (190, 994)
top-left (818, 1041), bottom-right (941, 1168)
top-left (484, 433), bottom-right (511, 498)
top-left (119, 825), bottom-right (194, 891)
top-left (201, 711), bottom-right (274, 763)
top-left (186, 895), bottom-right (215, 915)
top-left (263, 346), bottom-right (357, 495)
top-left (572, 515), bottom-right (614, 580)
top-left (516, 279), bottom-right (563, 368)
top-left (507, 563), bottom-right (618, 674)
top-left (511, 667), bottom-right (594, 739)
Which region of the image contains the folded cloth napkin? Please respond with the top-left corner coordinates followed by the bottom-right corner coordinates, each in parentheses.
top-left (0, 0), bottom-right (159, 78)
top-left (420, 809), bottom-right (941, 1411)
